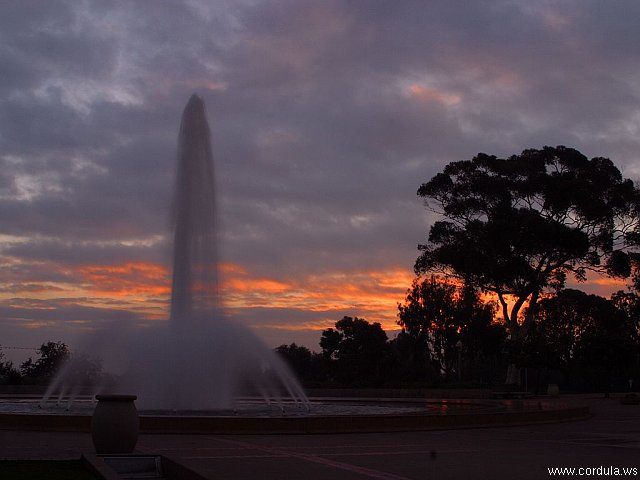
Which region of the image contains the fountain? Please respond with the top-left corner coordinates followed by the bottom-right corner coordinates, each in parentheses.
top-left (0, 95), bottom-right (587, 436)
top-left (41, 94), bottom-right (308, 411)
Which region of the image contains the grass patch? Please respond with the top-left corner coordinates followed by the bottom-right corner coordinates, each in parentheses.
top-left (0, 460), bottom-right (99, 480)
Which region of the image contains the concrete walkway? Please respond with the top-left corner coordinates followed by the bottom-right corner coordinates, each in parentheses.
top-left (1, 396), bottom-right (638, 479)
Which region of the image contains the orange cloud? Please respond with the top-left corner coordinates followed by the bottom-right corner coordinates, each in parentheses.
top-left (565, 274), bottom-right (627, 297)
top-left (4, 259), bottom-right (414, 334)
top-left (258, 319), bottom-right (341, 332)
top-left (220, 264), bottom-right (415, 331)
top-left (0, 258), bottom-right (172, 323)
top-left (218, 262), bottom-right (249, 275)
top-left (407, 84), bottom-right (461, 106)
top-left (182, 79), bottom-right (227, 91)
top-left (225, 278), bottom-right (292, 294)
top-left (78, 262), bottom-right (170, 298)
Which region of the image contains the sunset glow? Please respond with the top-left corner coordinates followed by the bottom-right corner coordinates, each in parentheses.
top-left (2, 249), bottom-right (632, 349)
top-left (1, 255), bottom-right (415, 342)
top-left (78, 262), bottom-right (171, 298)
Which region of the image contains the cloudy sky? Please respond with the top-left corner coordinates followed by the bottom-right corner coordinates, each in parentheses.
top-left (2, 0), bottom-right (640, 359)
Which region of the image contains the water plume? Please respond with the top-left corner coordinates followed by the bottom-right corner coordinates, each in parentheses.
top-left (43, 94), bottom-right (308, 411)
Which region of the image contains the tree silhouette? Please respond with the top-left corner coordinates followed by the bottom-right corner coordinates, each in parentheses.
top-left (275, 343), bottom-right (323, 385)
top-left (20, 341), bottom-right (69, 381)
top-left (388, 331), bottom-right (440, 386)
top-left (398, 276), bottom-right (459, 378)
top-left (416, 146), bottom-right (639, 334)
top-left (320, 316), bottom-right (389, 386)
top-left (0, 346), bottom-right (21, 384)
top-left (522, 289), bottom-right (638, 392)
top-left (398, 276), bottom-right (503, 381)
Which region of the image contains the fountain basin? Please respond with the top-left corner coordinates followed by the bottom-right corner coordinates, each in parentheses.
top-left (0, 397), bottom-right (589, 434)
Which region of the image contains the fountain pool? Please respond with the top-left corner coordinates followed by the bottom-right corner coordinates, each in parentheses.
top-left (0, 395), bottom-right (589, 434)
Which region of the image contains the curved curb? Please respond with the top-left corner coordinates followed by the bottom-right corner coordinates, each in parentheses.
top-left (140, 405), bottom-right (590, 434)
top-left (0, 401), bottom-right (590, 434)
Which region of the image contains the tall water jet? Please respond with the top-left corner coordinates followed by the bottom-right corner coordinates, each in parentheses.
top-left (165, 94), bottom-right (221, 410)
top-left (166, 93), bottom-right (222, 410)
top-left (170, 94), bottom-right (219, 323)
top-left (43, 95), bottom-right (308, 411)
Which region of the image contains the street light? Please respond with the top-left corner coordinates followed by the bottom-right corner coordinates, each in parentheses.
top-left (456, 340), bottom-right (463, 382)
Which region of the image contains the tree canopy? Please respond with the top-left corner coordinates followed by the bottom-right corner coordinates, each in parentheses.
top-left (522, 289), bottom-right (638, 392)
top-left (415, 146), bottom-right (640, 332)
top-left (20, 341), bottom-right (70, 380)
top-left (397, 276), bottom-right (504, 381)
top-left (320, 316), bottom-right (389, 386)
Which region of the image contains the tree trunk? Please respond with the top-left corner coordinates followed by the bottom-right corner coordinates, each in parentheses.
top-left (523, 289), bottom-right (540, 332)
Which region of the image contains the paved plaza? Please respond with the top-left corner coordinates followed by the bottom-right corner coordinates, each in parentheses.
top-left (0, 396), bottom-right (638, 479)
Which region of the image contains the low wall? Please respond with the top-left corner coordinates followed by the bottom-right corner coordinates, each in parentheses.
top-left (1, 386), bottom-right (497, 400)
top-left (306, 388), bottom-right (494, 399)
top-left (0, 400), bottom-right (590, 435)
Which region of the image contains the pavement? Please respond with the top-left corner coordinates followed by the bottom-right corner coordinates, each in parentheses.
top-left (0, 395), bottom-right (638, 479)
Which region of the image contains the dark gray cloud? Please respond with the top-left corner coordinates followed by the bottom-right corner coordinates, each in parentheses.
top-left (2, 0), bottom-right (640, 351)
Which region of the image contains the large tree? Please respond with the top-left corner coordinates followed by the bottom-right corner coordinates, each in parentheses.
top-left (416, 146), bottom-right (639, 333)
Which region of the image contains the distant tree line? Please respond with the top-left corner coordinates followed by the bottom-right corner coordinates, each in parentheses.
top-left (0, 341), bottom-right (102, 386)
top-left (277, 283), bottom-right (640, 393)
